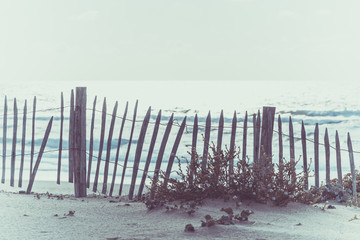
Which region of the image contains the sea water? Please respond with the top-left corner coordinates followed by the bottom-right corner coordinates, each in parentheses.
top-left (0, 80), bottom-right (359, 191)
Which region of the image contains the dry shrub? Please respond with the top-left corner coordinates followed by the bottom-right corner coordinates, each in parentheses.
top-left (148, 142), bottom-right (359, 207)
top-left (149, 143), bottom-right (309, 206)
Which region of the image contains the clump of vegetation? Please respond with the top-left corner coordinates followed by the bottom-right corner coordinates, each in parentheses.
top-left (147, 143), bottom-right (360, 208)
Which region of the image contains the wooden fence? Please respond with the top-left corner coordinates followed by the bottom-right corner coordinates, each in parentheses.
top-left (0, 87), bottom-right (358, 204)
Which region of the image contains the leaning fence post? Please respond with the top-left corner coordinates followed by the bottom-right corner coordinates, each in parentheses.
top-left (73, 87), bottom-right (87, 197)
top-left (347, 133), bottom-right (358, 206)
top-left (128, 107), bottom-right (151, 200)
top-left (27, 117), bottom-right (53, 194)
top-left (30, 96), bottom-right (36, 178)
top-left (102, 101), bottom-right (118, 194)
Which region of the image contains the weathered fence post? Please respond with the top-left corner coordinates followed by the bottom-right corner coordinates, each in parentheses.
top-left (278, 115), bottom-right (283, 166)
top-left (335, 130), bottom-right (342, 186)
top-left (128, 107), bottom-right (151, 200)
top-left (109, 102), bottom-right (128, 196)
top-left (314, 123), bottom-right (319, 187)
top-left (87, 96), bottom-right (97, 188)
top-left (93, 98), bottom-right (106, 193)
top-left (57, 93), bottom-right (64, 184)
top-left (68, 90), bottom-right (75, 183)
top-left (217, 110), bottom-right (224, 153)
top-left (30, 96), bottom-right (36, 178)
top-left (242, 111), bottom-right (248, 162)
top-left (10, 98), bottom-right (18, 187)
top-left (324, 128), bottom-right (330, 185)
top-left (260, 107), bottom-right (276, 163)
top-left (26, 117), bottom-right (54, 194)
top-left (202, 111), bottom-right (211, 169)
top-left (18, 100), bottom-right (27, 188)
top-left (301, 121), bottom-right (308, 190)
top-left (189, 114), bottom-right (198, 186)
top-left (163, 116), bottom-right (187, 186)
top-left (73, 87), bottom-right (87, 197)
top-left (137, 110), bottom-right (161, 199)
top-left (1, 96), bottom-right (7, 184)
top-left (347, 133), bottom-right (358, 206)
top-left (229, 111), bottom-right (237, 177)
top-left (102, 101), bottom-right (118, 194)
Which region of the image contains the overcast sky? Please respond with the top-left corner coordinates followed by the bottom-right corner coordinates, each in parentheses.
top-left (0, 0), bottom-right (359, 81)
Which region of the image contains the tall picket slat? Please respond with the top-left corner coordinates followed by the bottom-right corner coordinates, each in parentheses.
top-left (253, 114), bottom-right (257, 163)
top-left (30, 96), bottom-right (36, 178)
top-left (314, 123), bottom-right (319, 187)
top-left (68, 90), bottom-right (75, 183)
top-left (189, 114), bottom-right (198, 186)
top-left (27, 117), bottom-right (53, 194)
top-left (119, 100), bottom-right (138, 196)
top-left (347, 133), bottom-right (358, 206)
top-left (289, 116), bottom-right (295, 163)
top-left (87, 96), bottom-right (97, 188)
top-left (57, 93), bottom-right (64, 184)
top-left (10, 98), bottom-right (18, 187)
top-left (289, 116), bottom-right (295, 183)
top-left (202, 112), bottom-right (211, 169)
top-left (301, 121), bottom-right (308, 189)
top-left (335, 131), bottom-right (342, 186)
top-left (164, 116), bottom-right (187, 185)
top-left (109, 102), bottom-right (128, 196)
top-left (1, 96), bottom-right (7, 184)
top-left (278, 115), bottom-right (283, 165)
top-left (128, 107), bottom-right (151, 200)
top-left (229, 111), bottom-right (237, 176)
top-left (242, 111), bottom-right (248, 161)
top-left (217, 110), bottom-right (224, 153)
top-left (93, 98), bottom-right (107, 193)
top-left (324, 128), bottom-right (330, 185)
top-left (102, 102), bottom-right (118, 194)
top-left (137, 110), bottom-right (161, 199)
top-left (150, 114), bottom-right (174, 199)
top-left (253, 111), bottom-right (261, 163)
top-left (18, 100), bottom-right (27, 188)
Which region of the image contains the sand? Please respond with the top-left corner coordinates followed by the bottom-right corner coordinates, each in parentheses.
top-left (1, 181), bottom-right (360, 240)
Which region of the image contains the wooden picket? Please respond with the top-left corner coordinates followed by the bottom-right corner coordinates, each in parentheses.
top-left (102, 102), bottom-right (118, 194)
top-left (93, 98), bottom-right (107, 193)
top-left (10, 98), bottom-right (17, 187)
top-left (119, 100), bottom-right (138, 196)
top-left (18, 100), bottom-right (27, 188)
top-left (109, 102), bottom-right (128, 196)
top-left (1, 96), bottom-right (7, 184)
top-left (128, 107), bottom-right (151, 200)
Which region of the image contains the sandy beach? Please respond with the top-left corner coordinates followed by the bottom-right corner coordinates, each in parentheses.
top-left (1, 181), bottom-right (360, 240)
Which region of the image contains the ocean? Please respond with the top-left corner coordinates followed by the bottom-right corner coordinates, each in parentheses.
top-left (0, 80), bottom-right (359, 191)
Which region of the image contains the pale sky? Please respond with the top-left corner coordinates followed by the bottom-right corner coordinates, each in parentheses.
top-left (0, 0), bottom-right (359, 81)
